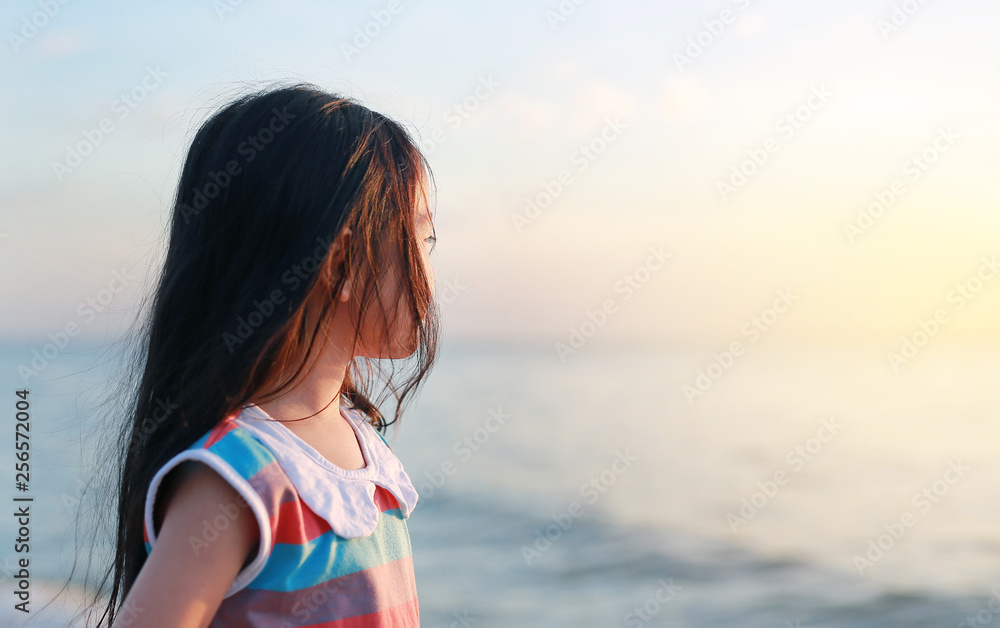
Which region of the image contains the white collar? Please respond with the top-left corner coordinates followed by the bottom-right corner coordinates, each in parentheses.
top-left (235, 402), bottom-right (419, 539)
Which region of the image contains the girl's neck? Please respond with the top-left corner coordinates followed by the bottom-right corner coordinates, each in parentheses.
top-left (256, 342), bottom-right (350, 426)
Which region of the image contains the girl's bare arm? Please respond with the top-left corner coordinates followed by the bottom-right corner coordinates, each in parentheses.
top-left (111, 461), bottom-right (261, 628)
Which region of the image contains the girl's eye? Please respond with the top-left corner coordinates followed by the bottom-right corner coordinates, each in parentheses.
top-left (425, 235), bottom-right (437, 248)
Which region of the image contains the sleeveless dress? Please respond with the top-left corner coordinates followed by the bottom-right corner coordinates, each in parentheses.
top-left (141, 401), bottom-right (421, 627)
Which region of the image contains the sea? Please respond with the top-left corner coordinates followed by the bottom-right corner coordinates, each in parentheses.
top-left (1, 336), bottom-right (999, 627)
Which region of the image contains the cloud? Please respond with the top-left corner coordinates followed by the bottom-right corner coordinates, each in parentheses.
top-left (659, 75), bottom-right (710, 123)
top-left (564, 79), bottom-right (636, 137)
top-left (35, 29), bottom-right (88, 58)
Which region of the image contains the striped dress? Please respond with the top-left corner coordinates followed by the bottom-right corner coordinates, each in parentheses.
top-left (141, 402), bottom-right (421, 626)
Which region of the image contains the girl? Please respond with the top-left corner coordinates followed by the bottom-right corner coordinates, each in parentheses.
top-left (85, 83), bottom-right (439, 627)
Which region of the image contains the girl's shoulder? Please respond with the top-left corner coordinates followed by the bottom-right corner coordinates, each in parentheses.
top-left (142, 410), bottom-right (286, 599)
top-left (145, 409), bottom-right (280, 522)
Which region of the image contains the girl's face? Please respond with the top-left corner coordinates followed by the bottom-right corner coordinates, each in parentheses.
top-left (352, 189), bottom-right (435, 360)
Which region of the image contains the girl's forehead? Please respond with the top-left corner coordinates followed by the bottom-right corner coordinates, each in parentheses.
top-left (413, 171), bottom-right (433, 224)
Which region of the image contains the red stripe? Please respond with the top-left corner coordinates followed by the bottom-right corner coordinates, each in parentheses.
top-left (210, 556), bottom-right (419, 625)
top-left (272, 495), bottom-right (332, 545)
top-left (373, 485), bottom-right (400, 512)
top-left (270, 486), bottom-right (403, 545)
top-left (293, 597), bottom-right (419, 628)
top-left (204, 415), bottom-right (240, 448)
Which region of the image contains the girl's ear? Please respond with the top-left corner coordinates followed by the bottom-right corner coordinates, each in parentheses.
top-left (328, 228), bottom-right (353, 302)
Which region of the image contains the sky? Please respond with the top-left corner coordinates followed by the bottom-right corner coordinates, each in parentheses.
top-left (2, 0), bottom-right (1000, 351)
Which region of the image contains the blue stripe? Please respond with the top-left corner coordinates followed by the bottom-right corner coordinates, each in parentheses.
top-left (248, 510), bottom-right (411, 591)
top-left (191, 430), bottom-right (212, 449)
top-left (206, 427), bottom-right (275, 480)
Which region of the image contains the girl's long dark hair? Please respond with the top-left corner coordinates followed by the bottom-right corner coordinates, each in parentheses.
top-left (65, 83), bottom-right (439, 627)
